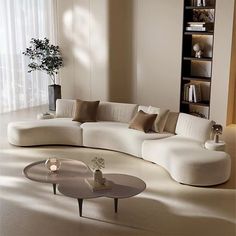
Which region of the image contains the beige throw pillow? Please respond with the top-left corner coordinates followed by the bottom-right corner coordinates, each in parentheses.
top-left (72, 99), bottom-right (100, 122)
top-left (129, 110), bottom-right (157, 133)
top-left (164, 112), bottom-right (179, 134)
top-left (148, 106), bottom-right (170, 133)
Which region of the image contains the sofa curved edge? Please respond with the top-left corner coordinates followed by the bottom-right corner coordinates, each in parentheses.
top-left (142, 138), bottom-right (231, 186)
top-left (7, 122), bottom-right (83, 147)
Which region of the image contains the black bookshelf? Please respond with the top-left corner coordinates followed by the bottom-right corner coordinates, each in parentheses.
top-left (180, 0), bottom-right (216, 119)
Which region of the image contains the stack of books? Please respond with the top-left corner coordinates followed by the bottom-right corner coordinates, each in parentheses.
top-left (183, 83), bottom-right (202, 103)
top-left (85, 178), bottom-right (112, 192)
top-left (186, 22), bottom-right (206, 31)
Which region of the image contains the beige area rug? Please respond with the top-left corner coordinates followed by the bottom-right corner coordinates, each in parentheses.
top-left (0, 146), bottom-right (235, 236)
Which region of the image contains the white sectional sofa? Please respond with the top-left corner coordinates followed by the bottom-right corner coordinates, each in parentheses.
top-left (8, 99), bottom-right (231, 186)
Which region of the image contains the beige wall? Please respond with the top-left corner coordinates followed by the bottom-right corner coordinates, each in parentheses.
top-left (57, 0), bottom-right (75, 99)
top-left (227, 1), bottom-right (236, 124)
top-left (210, 0), bottom-right (235, 125)
top-left (135, 0), bottom-right (183, 110)
top-left (57, 0), bottom-right (236, 125)
top-left (57, 0), bottom-right (183, 109)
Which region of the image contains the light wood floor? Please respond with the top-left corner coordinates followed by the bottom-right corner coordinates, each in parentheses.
top-left (0, 106), bottom-right (235, 236)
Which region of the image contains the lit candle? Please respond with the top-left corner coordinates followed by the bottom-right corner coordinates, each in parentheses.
top-left (50, 164), bottom-right (57, 172)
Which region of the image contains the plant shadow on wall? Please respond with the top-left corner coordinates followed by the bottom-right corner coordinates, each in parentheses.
top-left (22, 38), bottom-right (63, 111)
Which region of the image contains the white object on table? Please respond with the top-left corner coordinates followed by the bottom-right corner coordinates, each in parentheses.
top-left (37, 112), bottom-right (54, 120)
top-left (205, 140), bottom-right (226, 151)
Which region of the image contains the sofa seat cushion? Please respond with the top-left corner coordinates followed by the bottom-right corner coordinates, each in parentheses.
top-left (142, 135), bottom-right (231, 186)
top-left (81, 122), bottom-right (173, 157)
top-left (8, 118), bottom-right (83, 146)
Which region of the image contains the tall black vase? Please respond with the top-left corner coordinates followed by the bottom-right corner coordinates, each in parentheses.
top-left (48, 84), bottom-right (61, 111)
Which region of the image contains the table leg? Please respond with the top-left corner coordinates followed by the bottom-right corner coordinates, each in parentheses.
top-left (77, 198), bottom-right (83, 217)
top-left (53, 183), bottom-right (57, 195)
top-left (114, 198), bottom-right (118, 213)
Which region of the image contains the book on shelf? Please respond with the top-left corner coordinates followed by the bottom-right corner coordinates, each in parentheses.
top-left (193, 84), bottom-right (202, 102)
top-left (189, 84), bottom-right (194, 102)
top-left (183, 83), bottom-right (191, 101)
top-left (183, 83), bottom-right (202, 103)
top-left (186, 22), bottom-right (214, 32)
top-left (186, 26), bottom-right (206, 31)
top-left (187, 22), bottom-right (206, 26)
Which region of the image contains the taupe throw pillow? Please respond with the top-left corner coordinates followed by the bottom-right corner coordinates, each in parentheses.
top-left (72, 99), bottom-right (100, 122)
top-left (148, 106), bottom-right (170, 133)
top-left (129, 110), bottom-right (157, 133)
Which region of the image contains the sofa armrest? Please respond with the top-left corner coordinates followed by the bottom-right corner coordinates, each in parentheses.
top-left (175, 113), bottom-right (214, 143)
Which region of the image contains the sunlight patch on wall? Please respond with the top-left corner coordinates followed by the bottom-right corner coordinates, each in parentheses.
top-left (63, 5), bottom-right (106, 69)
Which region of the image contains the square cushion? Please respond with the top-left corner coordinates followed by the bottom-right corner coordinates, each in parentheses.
top-left (148, 106), bottom-right (170, 133)
top-left (129, 110), bottom-right (157, 133)
top-left (73, 99), bottom-right (100, 122)
top-left (164, 111), bottom-right (179, 134)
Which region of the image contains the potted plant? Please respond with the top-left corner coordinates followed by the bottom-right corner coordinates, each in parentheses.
top-left (91, 157), bottom-right (105, 185)
top-left (22, 37), bottom-right (63, 111)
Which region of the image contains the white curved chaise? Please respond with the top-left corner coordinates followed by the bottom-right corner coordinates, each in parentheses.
top-left (8, 118), bottom-right (83, 146)
top-left (7, 99), bottom-right (231, 186)
top-left (142, 136), bottom-right (231, 186)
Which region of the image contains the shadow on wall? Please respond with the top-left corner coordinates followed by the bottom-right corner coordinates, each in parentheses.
top-left (108, 0), bottom-right (135, 103)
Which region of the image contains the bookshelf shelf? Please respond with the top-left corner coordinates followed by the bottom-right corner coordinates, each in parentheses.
top-left (185, 6), bottom-right (215, 10)
top-left (184, 31), bottom-right (214, 35)
top-left (180, 0), bottom-right (216, 119)
top-left (182, 76), bottom-right (211, 82)
top-left (183, 56), bottom-right (212, 61)
top-left (181, 101), bottom-right (210, 107)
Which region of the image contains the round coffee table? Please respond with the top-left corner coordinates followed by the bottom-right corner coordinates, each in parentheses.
top-left (23, 159), bottom-right (92, 194)
top-left (58, 173), bottom-right (146, 216)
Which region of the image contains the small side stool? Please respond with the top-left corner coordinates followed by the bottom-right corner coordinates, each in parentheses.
top-left (205, 140), bottom-right (226, 151)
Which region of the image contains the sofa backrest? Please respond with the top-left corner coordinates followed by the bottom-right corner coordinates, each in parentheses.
top-left (97, 102), bottom-right (138, 123)
top-left (175, 113), bottom-right (214, 143)
top-left (56, 99), bottom-right (138, 123)
top-left (56, 99), bottom-right (75, 118)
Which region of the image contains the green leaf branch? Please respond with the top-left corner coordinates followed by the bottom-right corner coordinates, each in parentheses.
top-left (22, 38), bottom-right (63, 85)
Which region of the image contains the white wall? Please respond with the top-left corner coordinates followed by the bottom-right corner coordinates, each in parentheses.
top-left (57, 0), bottom-right (236, 125)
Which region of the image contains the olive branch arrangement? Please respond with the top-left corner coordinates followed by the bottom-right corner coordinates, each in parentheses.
top-left (22, 37), bottom-right (63, 85)
top-left (91, 157), bottom-right (105, 171)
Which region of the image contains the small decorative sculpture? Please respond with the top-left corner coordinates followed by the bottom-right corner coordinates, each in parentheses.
top-left (193, 43), bottom-right (203, 58)
top-left (196, 0), bottom-right (206, 7)
top-left (212, 124), bottom-right (223, 143)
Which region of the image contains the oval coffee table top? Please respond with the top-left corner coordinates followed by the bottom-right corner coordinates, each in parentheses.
top-left (23, 159), bottom-right (92, 184)
top-left (58, 173), bottom-right (146, 199)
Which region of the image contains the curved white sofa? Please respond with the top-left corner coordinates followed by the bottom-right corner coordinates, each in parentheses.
top-left (8, 118), bottom-right (83, 146)
top-left (7, 99), bottom-right (231, 186)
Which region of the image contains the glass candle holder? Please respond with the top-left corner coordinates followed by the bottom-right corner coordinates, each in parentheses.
top-left (45, 158), bottom-right (61, 172)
